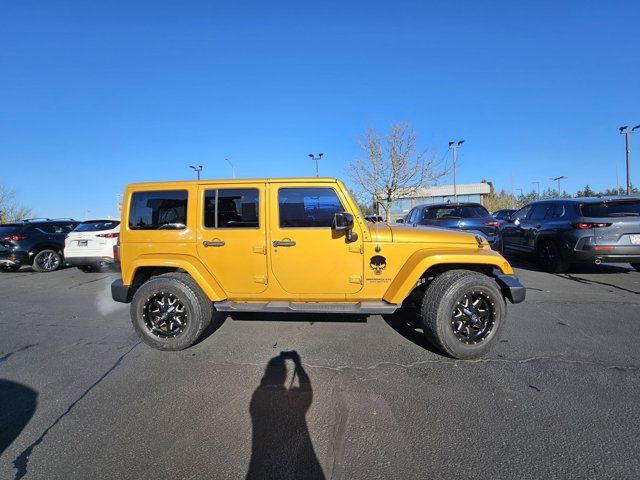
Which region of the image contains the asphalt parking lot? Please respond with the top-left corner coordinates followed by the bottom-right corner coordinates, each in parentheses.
top-left (1, 261), bottom-right (639, 480)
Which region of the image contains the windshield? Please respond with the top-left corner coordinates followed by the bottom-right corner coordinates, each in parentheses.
top-left (424, 205), bottom-right (490, 220)
top-left (580, 200), bottom-right (640, 217)
top-left (74, 220), bottom-right (120, 232)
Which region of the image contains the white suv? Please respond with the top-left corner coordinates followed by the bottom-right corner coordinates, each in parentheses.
top-left (64, 220), bottom-right (120, 271)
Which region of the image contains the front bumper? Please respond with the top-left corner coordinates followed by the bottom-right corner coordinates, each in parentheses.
top-left (492, 269), bottom-right (526, 304)
top-left (0, 258), bottom-right (18, 267)
top-left (111, 279), bottom-right (132, 303)
top-left (0, 250), bottom-right (29, 266)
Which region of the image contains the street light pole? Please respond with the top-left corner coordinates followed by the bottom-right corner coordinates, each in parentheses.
top-left (550, 175), bottom-right (567, 197)
top-left (189, 165), bottom-right (203, 180)
top-left (620, 125), bottom-right (639, 195)
top-left (308, 153), bottom-right (324, 177)
top-left (448, 140), bottom-right (464, 202)
top-left (224, 158), bottom-right (236, 179)
top-left (532, 181), bottom-right (540, 198)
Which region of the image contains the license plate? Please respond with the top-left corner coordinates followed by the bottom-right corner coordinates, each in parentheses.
top-left (631, 234), bottom-right (640, 245)
top-left (78, 240), bottom-right (88, 247)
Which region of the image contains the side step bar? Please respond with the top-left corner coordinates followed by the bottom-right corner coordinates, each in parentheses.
top-left (213, 300), bottom-right (400, 315)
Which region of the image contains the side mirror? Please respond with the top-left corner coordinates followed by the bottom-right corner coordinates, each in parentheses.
top-left (333, 212), bottom-right (357, 242)
top-left (513, 218), bottom-right (521, 227)
top-left (333, 212), bottom-right (354, 231)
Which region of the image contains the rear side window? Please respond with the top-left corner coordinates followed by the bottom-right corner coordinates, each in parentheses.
top-left (279, 187), bottom-right (344, 228)
top-left (129, 190), bottom-right (188, 230)
top-left (529, 205), bottom-right (551, 220)
top-left (203, 188), bottom-right (259, 228)
top-left (74, 221), bottom-right (120, 232)
top-left (580, 200), bottom-right (640, 218)
top-left (546, 204), bottom-right (565, 219)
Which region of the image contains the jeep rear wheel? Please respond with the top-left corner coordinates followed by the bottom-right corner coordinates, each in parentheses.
top-left (32, 249), bottom-right (62, 272)
top-left (130, 273), bottom-right (215, 350)
top-left (420, 270), bottom-right (506, 359)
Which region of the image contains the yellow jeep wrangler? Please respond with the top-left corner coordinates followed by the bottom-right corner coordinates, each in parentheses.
top-left (112, 177), bottom-right (525, 359)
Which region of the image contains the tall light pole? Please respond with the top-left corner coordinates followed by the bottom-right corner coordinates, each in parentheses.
top-left (619, 125), bottom-right (639, 195)
top-left (189, 165), bottom-right (203, 180)
top-left (448, 140), bottom-right (464, 202)
top-left (224, 158), bottom-right (236, 179)
top-left (550, 175), bottom-right (567, 197)
top-left (308, 153), bottom-right (323, 177)
top-left (532, 181), bottom-right (541, 198)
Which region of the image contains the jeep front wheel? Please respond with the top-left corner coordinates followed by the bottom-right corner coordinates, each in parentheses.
top-left (420, 270), bottom-right (506, 359)
top-left (130, 273), bottom-right (214, 350)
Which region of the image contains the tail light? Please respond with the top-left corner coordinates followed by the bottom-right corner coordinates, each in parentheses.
top-left (113, 245), bottom-right (120, 262)
top-left (484, 221), bottom-right (500, 228)
top-left (573, 223), bottom-right (612, 229)
top-left (3, 235), bottom-right (28, 241)
top-left (97, 233), bottom-right (119, 238)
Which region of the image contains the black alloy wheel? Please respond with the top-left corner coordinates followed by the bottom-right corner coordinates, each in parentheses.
top-left (32, 250), bottom-right (62, 272)
top-left (451, 291), bottom-right (496, 345)
top-left (143, 291), bottom-right (189, 339)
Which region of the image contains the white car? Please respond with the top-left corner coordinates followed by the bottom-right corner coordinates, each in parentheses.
top-left (64, 219), bottom-right (120, 271)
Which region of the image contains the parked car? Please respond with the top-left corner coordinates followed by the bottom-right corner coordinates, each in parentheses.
top-left (364, 215), bottom-right (385, 223)
top-left (111, 177), bottom-right (524, 359)
top-left (0, 218), bottom-right (80, 272)
top-left (403, 203), bottom-right (502, 251)
top-left (64, 219), bottom-right (120, 272)
top-left (501, 197), bottom-right (640, 273)
top-left (493, 209), bottom-right (516, 223)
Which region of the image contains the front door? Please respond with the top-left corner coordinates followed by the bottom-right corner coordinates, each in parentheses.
top-left (196, 184), bottom-right (268, 294)
top-left (269, 184), bottom-right (364, 295)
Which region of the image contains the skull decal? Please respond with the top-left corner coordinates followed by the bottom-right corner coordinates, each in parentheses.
top-left (369, 255), bottom-right (387, 275)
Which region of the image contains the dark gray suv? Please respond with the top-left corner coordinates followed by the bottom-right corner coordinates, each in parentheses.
top-left (501, 197), bottom-right (640, 273)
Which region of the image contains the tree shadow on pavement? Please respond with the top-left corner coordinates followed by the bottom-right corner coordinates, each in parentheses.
top-left (0, 380), bottom-right (38, 457)
top-left (246, 351), bottom-right (325, 480)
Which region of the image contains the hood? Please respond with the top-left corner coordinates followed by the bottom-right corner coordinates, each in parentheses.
top-left (370, 223), bottom-right (480, 244)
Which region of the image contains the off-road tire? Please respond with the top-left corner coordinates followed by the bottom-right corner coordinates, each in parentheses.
top-left (420, 269), bottom-right (506, 359)
top-left (130, 272), bottom-right (215, 350)
top-left (631, 263), bottom-right (640, 272)
top-left (32, 249), bottom-right (62, 273)
top-left (538, 239), bottom-right (570, 274)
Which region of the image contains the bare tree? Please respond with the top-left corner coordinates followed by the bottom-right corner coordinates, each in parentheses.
top-left (349, 123), bottom-right (447, 221)
top-left (0, 185), bottom-right (32, 223)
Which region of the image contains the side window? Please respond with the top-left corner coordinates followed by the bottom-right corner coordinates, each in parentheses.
top-left (279, 187), bottom-right (344, 228)
top-left (529, 205), bottom-right (551, 221)
top-left (406, 208), bottom-right (417, 224)
top-left (34, 224), bottom-right (56, 234)
top-left (546, 204), bottom-right (565, 219)
top-left (203, 188), bottom-right (259, 228)
top-left (513, 205), bottom-right (533, 221)
top-left (129, 190), bottom-right (188, 230)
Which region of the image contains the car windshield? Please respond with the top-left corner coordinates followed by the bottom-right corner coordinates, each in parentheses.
top-left (580, 200), bottom-right (640, 217)
top-left (74, 221), bottom-right (120, 232)
top-left (0, 225), bottom-right (22, 237)
top-left (424, 205), bottom-right (490, 220)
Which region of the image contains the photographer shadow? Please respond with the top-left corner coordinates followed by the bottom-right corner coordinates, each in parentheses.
top-left (246, 351), bottom-right (325, 480)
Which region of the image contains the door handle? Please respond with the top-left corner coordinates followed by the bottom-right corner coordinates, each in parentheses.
top-left (273, 240), bottom-right (296, 247)
top-left (203, 240), bottom-right (225, 247)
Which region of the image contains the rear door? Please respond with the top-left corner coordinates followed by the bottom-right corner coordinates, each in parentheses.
top-left (196, 184), bottom-right (268, 294)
